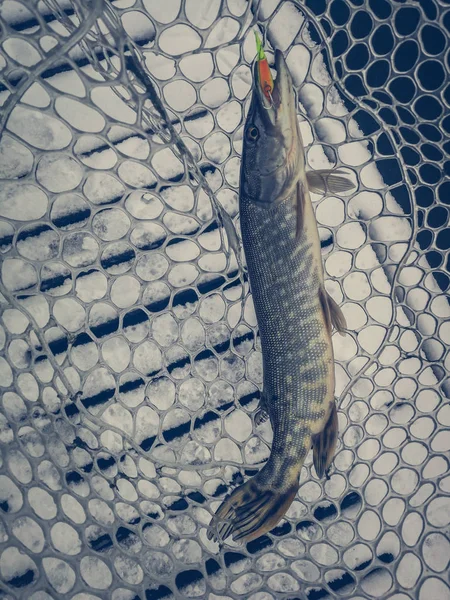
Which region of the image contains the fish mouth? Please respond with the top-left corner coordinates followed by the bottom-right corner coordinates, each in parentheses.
top-left (253, 49), bottom-right (295, 128)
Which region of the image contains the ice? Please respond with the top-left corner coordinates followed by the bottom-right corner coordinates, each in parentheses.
top-left (62, 232), bottom-right (99, 268)
top-left (0, 183), bottom-right (48, 221)
top-left (422, 533), bottom-right (450, 572)
top-left (168, 514), bottom-right (196, 535)
top-left (167, 239), bottom-right (200, 262)
top-left (150, 314), bottom-right (178, 348)
top-left (115, 556), bottom-right (144, 585)
top-left (401, 512), bottom-right (424, 547)
top-left (184, 108), bottom-right (215, 139)
top-left (230, 65), bottom-right (251, 101)
top-left (50, 193), bottom-right (90, 232)
top-left (205, 17), bottom-right (240, 48)
top-left (116, 477), bottom-right (138, 502)
top-left (159, 23), bottom-right (202, 56)
top-left (168, 263), bottom-right (199, 287)
top-left (396, 553), bottom-right (422, 589)
top-left (0, 134), bottom-right (33, 178)
top-left (7, 106), bottom-right (72, 150)
top-left (316, 197), bottom-right (345, 227)
top-left (103, 403), bottom-right (133, 436)
top-left (101, 336), bottom-right (131, 372)
top-left (121, 8), bottom-right (155, 42)
top-left (133, 340), bottom-right (162, 376)
top-left (180, 53), bottom-right (214, 83)
top-left (80, 556), bottom-right (113, 590)
top-left (7, 449), bottom-right (32, 484)
top-left (185, 0), bottom-right (219, 28)
top-left (201, 77), bottom-right (231, 108)
top-left (244, 436), bottom-right (270, 464)
top-left (231, 573), bottom-right (263, 595)
top-left (151, 148), bottom-right (184, 180)
top-left (92, 208), bottom-right (131, 242)
top-left (246, 350), bottom-right (263, 384)
top-left (193, 349), bottom-right (218, 381)
top-left (136, 253), bottom-right (169, 283)
top-left (214, 438), bottom-right (242, 462)
top-left (75, 270), bottom-right (107, 303)
top-left (28, 486), bottom-right (57, 519)
top-left (420, 578), bottom-right (450, 600)
top-left (61, 493), bottom-right (86, 524)
top-left (16, 224), bottom-right (58, 261)
top-left (298, 83), bottom-right (324, 119)
top-left (54, 97), bottom-right (106, 133)
top-left (2, 392), bottom-right (26, 423)
top-left (179, 378), bottom-right (205, 411)
top-left (109, 128), bottom-right (149, 161)
top-left (204, 131), bottom-right (231, 164)
top-left (118, 159), bottom-right (157, 188)
top-left (50, 522), bottom-right (82, 556)
top-left (74, 136), bottom-right (118, 170)
top-left (0, 356), bottom-right (13, 388)
top-left (269, 2), bottom-right (304, 51)
top-left (143, 0), bottom-right (180, 23)
top-left (142, 523), bottom-right (170, 547)
top-left (90, 87), bottom-right (136, 125)
top-left (125, 191), bottom-right (163, 219)
top-left (326, 251), bottom-right (352, 277)
top-left (173, 539), bottom-right (202, 564)
top-left (0, 546), bottom-right (38, 588)
top-left (163, 79), bottom-right (197, 112)
top-left (53, 297), bottom-right (85, 332)
top-left (110, 275), bottom-right (140, 308)
top-left (339, 140), bottom-right (372, 166)
top-left (83, 172), bottom-right (125, 205)
top-left (143, 51), bottom-right (176, 81)
top-left (81, 367), bottom-right (115, 414)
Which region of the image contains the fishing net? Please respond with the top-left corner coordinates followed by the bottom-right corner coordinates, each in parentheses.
top-left (0, 0), bottom-right (449, 598)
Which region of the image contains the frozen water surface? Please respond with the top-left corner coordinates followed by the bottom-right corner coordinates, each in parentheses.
top-left (0, 0), bottom-right (448, 598)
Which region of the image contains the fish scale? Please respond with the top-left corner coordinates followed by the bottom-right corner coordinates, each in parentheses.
top-left (241, 198), bottom-right (332, 411)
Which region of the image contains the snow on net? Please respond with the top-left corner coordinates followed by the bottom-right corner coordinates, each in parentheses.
top-left (0, 0), bottom-right (449, 598)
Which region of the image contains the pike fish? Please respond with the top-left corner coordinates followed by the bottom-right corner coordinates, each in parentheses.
top-left (208, 36), bottom-right (353, 543)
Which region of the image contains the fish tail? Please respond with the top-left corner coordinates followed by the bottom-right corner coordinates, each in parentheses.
top-left (207, 460), bottom-right (300, 543)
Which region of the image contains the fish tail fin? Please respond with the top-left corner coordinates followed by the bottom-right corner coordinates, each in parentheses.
top-left (312, 401), bottom-right (339, 479)
top-left (207, 463), bottom-right (300, 543)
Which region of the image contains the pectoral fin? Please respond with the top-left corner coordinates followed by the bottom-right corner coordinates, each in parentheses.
top-left (319, 286), bottom-right (347, 336)
top-left (306, 169), bottom-right (354, 195)
top-left (312, 402), bottom-right (338, 479)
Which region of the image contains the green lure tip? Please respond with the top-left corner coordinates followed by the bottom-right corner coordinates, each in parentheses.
top-left (254, 31), bottom-right (266, 61)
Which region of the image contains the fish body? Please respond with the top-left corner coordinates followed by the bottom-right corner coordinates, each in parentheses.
top-left (209, 46), bottom-right (351, 543)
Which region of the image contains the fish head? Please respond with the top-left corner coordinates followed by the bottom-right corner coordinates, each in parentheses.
top-left (241, 49), bottom-right (304, 205)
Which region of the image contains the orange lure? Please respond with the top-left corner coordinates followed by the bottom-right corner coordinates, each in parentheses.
top-left (255, 31), bottom-right (274, 102)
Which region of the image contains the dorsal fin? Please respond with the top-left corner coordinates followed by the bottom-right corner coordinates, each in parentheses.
top-left (319, 286), bottom-right (347, 336)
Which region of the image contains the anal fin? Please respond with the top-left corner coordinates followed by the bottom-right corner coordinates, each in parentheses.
top-left (312, 402), bottom-right (338, 479)
top-left (306, 169), bottom-right (354, 195)
top-left (319, 286), bottom-right (347, 336)
top-left (255, 392), bottom-right (270, 426)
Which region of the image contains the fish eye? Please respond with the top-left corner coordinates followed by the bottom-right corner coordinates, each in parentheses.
top-left (247, 126), bottom-right (259, 141)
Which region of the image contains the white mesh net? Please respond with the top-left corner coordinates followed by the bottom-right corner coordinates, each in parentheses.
top-left (0, 0), bottom-right (449, 599)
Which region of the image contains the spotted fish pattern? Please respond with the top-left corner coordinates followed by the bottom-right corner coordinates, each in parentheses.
top-left (208, 48), bottom-right (350, 544)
